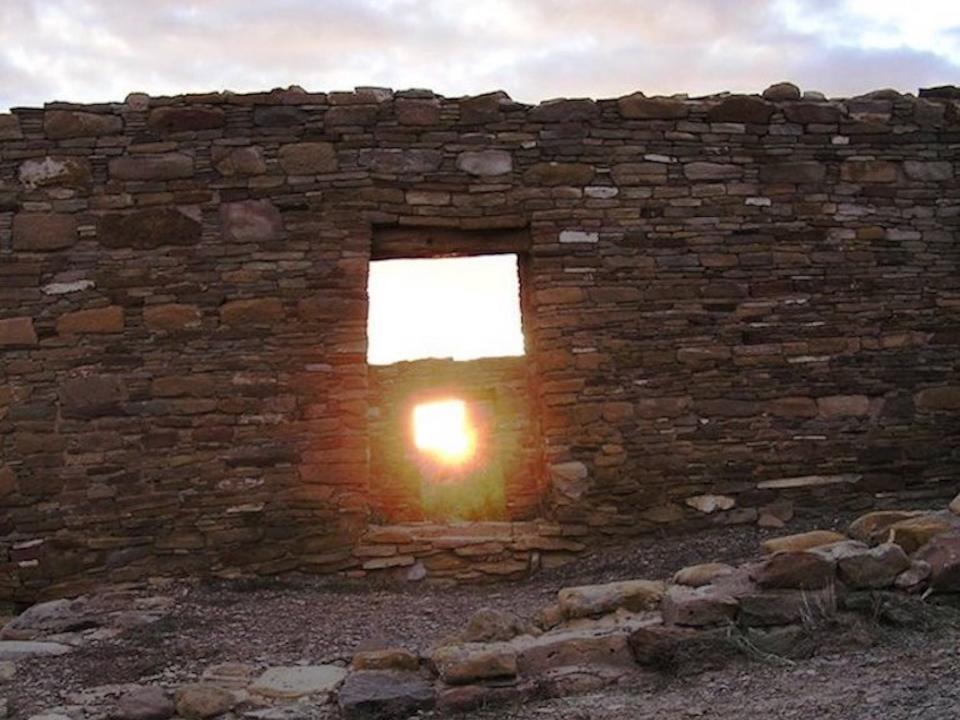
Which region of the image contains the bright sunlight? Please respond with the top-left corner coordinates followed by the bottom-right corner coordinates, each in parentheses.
top-left (412, 399), bottom-right (477, 466)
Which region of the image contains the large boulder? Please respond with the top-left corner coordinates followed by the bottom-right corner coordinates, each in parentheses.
top-left (557, 580), bottom-right (665, 619)
top-left (337, 670), bottom-right (435, 720)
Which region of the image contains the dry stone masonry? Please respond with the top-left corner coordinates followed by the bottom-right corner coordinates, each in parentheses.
top-left (1, 81), bottom-right (959, 602)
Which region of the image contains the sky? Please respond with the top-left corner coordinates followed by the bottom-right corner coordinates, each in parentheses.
top-left (2, 0), bottom-right (959, 112)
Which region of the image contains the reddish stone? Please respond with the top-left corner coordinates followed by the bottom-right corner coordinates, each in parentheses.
top-left (147, 106), bottom-right (225, 133)
top-left (211, 146), bottom-right (266, 176)
top-left (523, 162), bottom-right (594, 186)
top-left (617, 93), bottom-right (688, 119)
top-left (0, 465), bottom-right (16, 497)
top-left (144, 304), bottom-right (202, 332)
top-left (817, 395), bottom-right (870, 417)
top-left (59, 375), bottom-right (128, 418)
top-left (760, 162), bottom-right (826, 184)
top-left (459, 92), bottom-right (508, 123)
top-left (535, 287), bottom-right (584, 305)
top-left (108, 153), bottom-right (194, 180)
top-left (752, 551), bottom-right (836, 589)
top-left (707, 96), bottom-right (775, 124)
top-left (56, 306), bottom-right (124, 335)
top-left (278, 142), bottom-right (338, 174)
top-left (44, 110), bottom-right (122, 139)
top-left (914, 386), bottom-right (960, 411)
top-left (841, 160), bottom-right (897, 183)
top-left (0, 317), bottom-right (37, 346)
top-left (98, 208), bottom-right (202, 249)
top-left (220, 200), bottom-right (284, 242)
top-left (395, 98), bottom-right (441, 125)
top-left (914, 532), bottom-right (960, 591)
top-left (220, 298), bottom-right (285, 325)
top-left (12, 213), bottom-right (78, 251)
top-left (766, 397), bottom-right (818, 418)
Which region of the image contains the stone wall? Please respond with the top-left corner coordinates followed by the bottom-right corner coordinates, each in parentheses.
top-left (1, 82), bottom-right (959, 602)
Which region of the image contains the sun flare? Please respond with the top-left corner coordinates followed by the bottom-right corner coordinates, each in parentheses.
top-left (412, 399), bottom-right (477, 465)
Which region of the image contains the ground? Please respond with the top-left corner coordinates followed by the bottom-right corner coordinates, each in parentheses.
top-left (6, 510), bottom-right (960, 719)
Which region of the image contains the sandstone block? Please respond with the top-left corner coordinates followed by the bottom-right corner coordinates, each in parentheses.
top-left (760, 162), bottom-right (825, 184)
top-left (352, 648), bottom-right (419, 671)
top-left (456, 150), bottom-right (512, 176)
top-left (535, 287), bottom-right (583, 304)
top-left (707, 96), bottom-right (774, 123)
top-left (220, 199), bottom-right (284, 242)
top-left (249, 665), bottom-right (347, 699)
top-left (219, 298), bottom-right (285, 325)
top-left (459, 91), bottom-right (508, 123)
top-left (762, 82), bottom-right (801, 101)
top-left (903, 161), bottom-right (953, 182)
top-left (44, 110), bottom-right (122, 139)
top-left (144, 304), bottom-right (202, 332)
top-left (147, 106), bottom-right (225, 133)
top-left (661, 584), bottom-right (738, 627)
top-left (848, 510), bottom-right (924, 544)
top-left (817, 394), bottom-right (870, 417)
top-left (59, 375), bottom-right (128, 418)
top-left (752, 551), bottom-right (836, 590)
top-left (358, 148), bottom-right (442, 173)
top-left (523, 162), bottom-right (594, 186)
top-left (253, 106), bottom-right (308, 127)
top-left (19, 156), bottom-right (92, 189)
top-left (914, 532), bottom-right (960, 592)
top-left (98, 208), bottom-right (202, 249)
top-left (841, 160), bottom-right (897, 183)
top-left (895, 560), bottom-right (932, 591)
top-left (836, 542), bottom-right (910, 589)
top-left (529, 98), bottom-right (598, 122)
top-left (338, 670), bottom-right (435, 720)
top-left (673, 563), bottom-right (735, 587)
top-left (115, 686), bottom-right (175, 720)
top-left (783, 103), bottom-right (842, 124)
top-left (431, 642), bottom-right (517, 684)
top-left (766, 396), bottom-right (818, 418)
top-left (0, 114), bottom-right (22, 139)
top-left (279, 142), bottom-right (338, 174)
top-left (395, 98), bottom-right (441, 125)
top-left (950, 493), bottom-right (960, 517)
top-left (174, 684), bottom-right (236, 719)
top-left (628, 625), bottom-right (738, 675)
top-left (0, 466), bottom-right (16, 497)
top-left (761, 530), bottom-right (847, 555)
top-left (109, 153), bottom-right (194, 180)
top-left (617, 93), bottom-right (688, 119)
top-left (56, 306), bottom-right (124, 334)
top-left (211, 145), bottom-right (266, 176)
top-left (914, 386), bottom-right (960, 411)
top-left (887, 513), bottom-right (960, 554)
top-left (611, 162), bottom-right (668, 185)
top-left (685, 494), bottom-right (735, 514)
top-left (557, 579), bottom-right (664, 619)
top-left (0, 317), bottom-right (38, 346)
top-left (13, 212), bottom-right (78, 251)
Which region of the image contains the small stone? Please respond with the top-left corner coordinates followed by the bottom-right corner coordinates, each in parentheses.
top-left (762, 82), bottom-right (801, 101)
top-left (558, 230), bottom-right (598, 244)
top-left (431, 643), bottom-right (517, 685)
top-left (761, 530), bottom-right (847, 555)
top-left (456, 150), bottom-right (512, 176)
top-left (174, 684), bottom-right (236, 719)
top-left (529, 99), bottom-right (598, 122)
top-left (115, 686), bottom-right (175, 720)
top-left (894, 560), bottom-right (932, 591)
top-left (557, 579), bottom-right (665, 619)
top-left (685, 495), bottom-right (735, 514)
top-left (684, 162), bottom-right (742, 181)
top-left (617, 93), bottom-right (688, 119)
top-left (458, 608), bottom-right (536, 643)
top-left (915, 386), bottom-right (960, 411)
top-left (279, 142), bottom-right (338, 174)
top-left (661, 584), bottom-right (738, 627)
top-left (352, 648), bottom-right (418, 672)
top-left (337, 670), bottom-right (435, 720)
top-left (752, 551), bottom-right (836, 590)
top-left (817, 395), bottom-right (870, 417)
top-left (13, 213), bottom-right (78, 251)
top-left (250, 666), bottom-right (347, 699)
top-left (549, 461), bottom-right (589, 500)
top-left (673, 563), bottom-right (735, 587)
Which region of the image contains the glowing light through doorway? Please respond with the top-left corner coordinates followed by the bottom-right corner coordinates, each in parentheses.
top-left (412, 399), bottom-right (477, 465)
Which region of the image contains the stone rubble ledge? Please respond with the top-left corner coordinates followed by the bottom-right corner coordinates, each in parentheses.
top-left (4, 492), bottom-right (958, 720)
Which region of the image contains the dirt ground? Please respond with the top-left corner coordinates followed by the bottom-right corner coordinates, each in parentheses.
top-left (8, 511), bottom-right (960, 719)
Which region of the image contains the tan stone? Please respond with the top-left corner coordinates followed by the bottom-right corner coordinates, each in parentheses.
top-left (673, 563), bottom-right (735, 587)
top-left (661, 584), bottom-right (739, 627)
top-left (766, 396), bottom-right (818, 418)
top-left (817, 395), bottom-right (870, 417)
top-left (535, 287), bottom-right (583, 305)
top-left (219, 298), bottom-right (284, 325)
top-left (249, 665), bottom-right (347, 699)
top-left (279, 142), bottom-right (338, 174)
top-left (848, 510), bottom-right (925, 544)
top-left (12, 213), bottom-right (78, 251)
top-left (915, 386), bottom-right (960, 411)
top-left (57, 306), bottom-right (124, 335)
top-left (0, 466), bottom-right (16, 498)
top-left (887, 513), bottom-right (960, 554)
top-left (211, 146), bottom-right (266, 176)
top-left (352, 648), bottom-right (419, 671)
top-left (752, 551), bottom-right (836, 590)
top-left (841, 160), bottom-right (897, 183)
top-left (762, 82), bottom-right (801, 101)
top-left (0, 317), bottom-right (38, 346)
top-left (19, 156), bottom-right (92, 189)
top-left (431, 642), bottom-right (517, 684)
top-left (174, 683), bottom-right (237, 719)
top-left (836, 542), bottom-right (910, 589)
top-left (761, 530), bottom-right (847, 555)
top-left (558, 579), bottom-right (665, 619)
top-left (523, 162), bottom-right (595, 186)
top-left (144, 304), bottom-right (202, 332)
top-left (44, 110), bottom-right (122, 139)
top-left (950, 493), bottom-right (960, 517)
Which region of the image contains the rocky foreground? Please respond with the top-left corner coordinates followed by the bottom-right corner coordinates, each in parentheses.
top-left (2, 495), bottom-right (959, 720)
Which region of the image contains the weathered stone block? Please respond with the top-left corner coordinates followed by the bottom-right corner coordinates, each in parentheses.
top-left (817, 395), bottom-right (870, 417)
top-left (395, 98), bottom-right (441, 125)
top-left (914, 532), bottom-right (960, 592)
top-left (617, 93), bottom-right (688, 119)
top-left (109, 153), bottom-right (194, 180)
top-left (0, 114), bottom-right (22, 139)
top-left (278, 142), bottom-right (338, 174)
top-left (219, 298), bottom-right (285, 325)
top-left (431, 642), bottom-right (517, 684)
top-left (144, 304), bottom-right (202, 332)
top-left (211, 145), bottom-right (266, 176)
top-left (56, 306), bottom-right (124, 334)
top-left (707, 96), bottom-right (774, 124)
top-left (19, 156), bottom-right (92, 189)
top-left (98, 208), bottom-right (202, 249)
top-left (661, 584), bottom-right (738, 627)
top-left (0, 466), bottom-right (17, 497)
top-left (523, 162), bottom-right (594, 186)
top-left (59, 375), bottom-right (128, 418)
top-left (253, 106), bottom-right (308, 126)
top-left (760, 162), bottom-right (825, 184)
top-left (12, 212), bottom-right (78, 251)
top-left (459, 92), bottom-right (508, 123)
top-left (358, 148), bottom-right (442, 173)
top-left (762, 82), bottom-right (801, 100)
top-left (914, 386), bottom-right (960, 411)
top-left (220, 199), bottom-right (284, 242)
top-left (841, 160), bottom-right (897, 183)
top-left (611, 162), bottom-right (668, 185)
top-left (837, 542), bottom-right (910, 589)
top-left (684, 162), bottom-right (742, 181)
top-left (557, 579), bottom-right (664, 618)
top-left (147, 106), bottom-right (225, 133)
top-left (783, 102), bottom-right (842, 124)
top-left (456, 150), bottom-right (512, 176)
top-left (338, 670), bottom-right (435, 719)
top-left (752, 551), bottom-right (836, 590)
top-left (761, 530), bottom-right (847, 555)
top-left (0, 317), bottom-right (38, 346)
top-left (44, 110), bottom-right (122, 139)
top-left (903, 161), bottom-right (953, 182)
top-left (535, 287), bottom-right (584, 305)
top-left (529, 98), bottom-right (598, 122)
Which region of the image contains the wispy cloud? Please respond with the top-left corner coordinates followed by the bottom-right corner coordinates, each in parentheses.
top-left (1, 0), bottom-right (958, 111)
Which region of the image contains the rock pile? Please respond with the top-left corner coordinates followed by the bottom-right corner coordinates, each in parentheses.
top-left (3, 494), bottom-right (958, 718)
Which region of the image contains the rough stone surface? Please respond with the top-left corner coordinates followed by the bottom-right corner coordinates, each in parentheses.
top-left (761, 530), bottom-right (847, 555)
top-left (0, 641), bottom-right (72, 661)
top-left (109, 153), bottom-right (194, 181)
top-left (914, 532), bottom-right (960, 591)
top-left (752, 551), bottom-right (836, 590)
top-left (456, 150), bottom-right (512, 176)
top-left (98, 208), bottom-right (201, 249)
top-left (115, 686), bottom-right (176, 720)
top-left (337, 670), bottom-right (435, 720)
top-left (836, 543), bottom-right (911, 588)
top-left (558, 580), bottom-right (665, 619)
top-left (0, 317), bottom-right (38, 347)
top-left (12, 213), bottom-right (78, 251)
top-left (431, 643), bottom-right (517, 684)
top-left (249, 666), bottom-right (347, 699)
top-left (174, 684), bottom-right (236, 719)
top-left (278, 143), bottom-right (338, 174)
top-left (220, 200), bottom-right (284, 242)
top-left (673, 563), bottom-right (735, 587)
top-left (661, 584), bottom-right (739, 627)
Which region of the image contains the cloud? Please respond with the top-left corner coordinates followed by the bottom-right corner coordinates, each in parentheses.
top-left (1, 0), bottom-right (958, 112)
